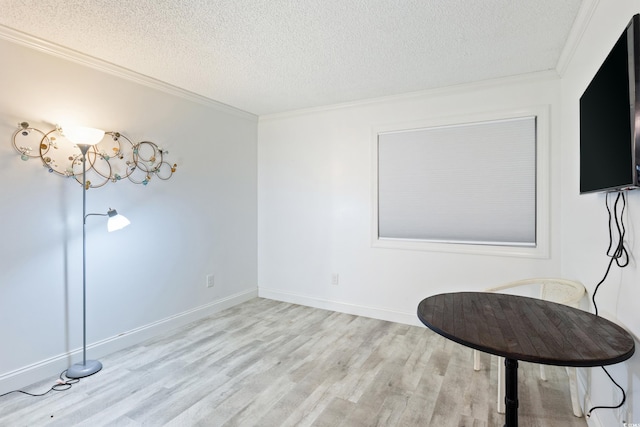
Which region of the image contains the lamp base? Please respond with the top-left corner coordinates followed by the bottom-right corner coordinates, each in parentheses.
top-left (66, 360), bottom-right (103, 379)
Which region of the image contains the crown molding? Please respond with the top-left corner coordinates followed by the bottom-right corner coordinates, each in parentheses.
top-left (260, 70), bottom-right (560, 122)
top-left (555, 0), bottom-right (600, 77)
top-left (0, 24), bottom-right (257, 121)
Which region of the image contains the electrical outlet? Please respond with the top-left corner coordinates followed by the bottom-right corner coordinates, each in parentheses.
top-left (206, 274), bottom-right (215, 288)
top-left (331, 273), bottom-right (339, 286)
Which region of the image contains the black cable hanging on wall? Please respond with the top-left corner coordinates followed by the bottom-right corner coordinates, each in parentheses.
top-left (591, 191), bottom-right (629, 316)
top-left (587, 191), bottom-right (630, 418)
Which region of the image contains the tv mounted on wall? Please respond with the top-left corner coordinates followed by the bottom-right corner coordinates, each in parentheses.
top-left (580, 14), bottom-right (640, 194)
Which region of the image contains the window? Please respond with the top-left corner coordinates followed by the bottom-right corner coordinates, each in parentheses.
top-left (372, 108), bottom-right (549, 258)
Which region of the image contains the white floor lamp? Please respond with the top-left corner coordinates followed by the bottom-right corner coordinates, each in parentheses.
top-left (64, 127), bottom-right (130, 379)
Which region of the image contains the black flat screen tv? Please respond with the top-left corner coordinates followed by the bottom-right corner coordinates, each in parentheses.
top-left (580, 14), bottom-right (640, 194)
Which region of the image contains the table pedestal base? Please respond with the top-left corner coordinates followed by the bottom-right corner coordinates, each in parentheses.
top-left (504, 358), bottom-right (518, 427)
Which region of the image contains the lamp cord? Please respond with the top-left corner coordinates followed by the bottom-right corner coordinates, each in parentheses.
top-left (0, 370), bottom-right (79, 398)
top-left (587, 191), bottom-right (629, 418)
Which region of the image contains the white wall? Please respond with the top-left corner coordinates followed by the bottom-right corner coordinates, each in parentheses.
top-left (0, 38), bottom-right (258, 393)
top-left (5, 2), bottom-right (638, 423)
top-left (561, 1), bottom-right (640, 425)
top-left (258, 73), bottom-right (563, 325)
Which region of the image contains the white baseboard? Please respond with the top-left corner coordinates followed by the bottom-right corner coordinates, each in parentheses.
top-left (0, 288), bottom-right (257, 394)
top-left (258, 287), bottom-right (422, 326)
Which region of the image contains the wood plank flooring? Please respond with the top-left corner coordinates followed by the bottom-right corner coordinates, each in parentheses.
top-left (0, 298), bottom-right (588, 426)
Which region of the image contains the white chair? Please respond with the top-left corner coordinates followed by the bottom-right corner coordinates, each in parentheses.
top-left (472, 278), bottom-right (585, 417)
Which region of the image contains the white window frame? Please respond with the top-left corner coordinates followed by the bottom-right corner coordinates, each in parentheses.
top-left (371, 106), bottom-right (550, 258)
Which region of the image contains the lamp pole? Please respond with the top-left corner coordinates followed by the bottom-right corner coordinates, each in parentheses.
top-left (66, 144), bottom-right (103, 378)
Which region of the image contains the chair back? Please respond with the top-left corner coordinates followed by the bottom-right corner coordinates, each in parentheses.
top-left (485, 278), bottom-right (585, 308)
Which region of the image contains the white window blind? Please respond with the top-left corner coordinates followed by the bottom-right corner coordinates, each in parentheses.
top-left (377, 116), bottom-right (536, 247)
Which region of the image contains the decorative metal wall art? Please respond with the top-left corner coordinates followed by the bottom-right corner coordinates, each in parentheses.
top-left (12, 122), bottom-right (177, 188)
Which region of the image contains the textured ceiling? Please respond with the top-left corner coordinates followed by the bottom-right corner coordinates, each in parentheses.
top-left (0, 0), bottom-right (583, 115)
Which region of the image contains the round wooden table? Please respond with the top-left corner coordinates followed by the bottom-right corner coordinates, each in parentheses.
top-left (417, 292), bottom-right (635, 427)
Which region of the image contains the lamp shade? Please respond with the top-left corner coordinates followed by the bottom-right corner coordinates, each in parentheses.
top-left (63, 126), bottom-right (105, 145)
top-left (107, 209), bottom-right (130, 232)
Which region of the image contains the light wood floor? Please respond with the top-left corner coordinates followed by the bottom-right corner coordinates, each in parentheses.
top-left (0, 298), bottom-right (588, 426)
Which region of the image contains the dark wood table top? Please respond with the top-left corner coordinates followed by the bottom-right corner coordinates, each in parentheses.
top-left (417, 292), bottom-right (635, 367)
